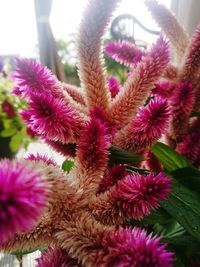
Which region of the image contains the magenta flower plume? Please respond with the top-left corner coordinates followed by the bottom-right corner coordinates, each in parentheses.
top-left (76, 115), bottom-right (110, 172)
top-left (36, 247), bottom-right (79, 267)
top-left (152, 81), bottom-right (174, 98)
top-left (21, 94), bottom-right (84, 143)
top-left (104, 40), bottom-right (146, 66)
top-left (169, 81), bottom-right (195, 140)
top-left (26, 154), bottom-right (56, 166)
top-left (99, 227), bottom-right (174, 267)
top-left (2, 100), bottom-right (16, 118)
top-left (89, 107), bottom-right (117, 137)
top-left (0, 160), bottom-right (48, 244)
top-left (98, 164), bottom-right (127, 194)
top-left (114, 98), bottom-right (170, 152)
top-left (176, 131), bottom-right (200, 166)
top-left (108, 35), bottom-right (170, 127)
top-left (108, 76), bottom-right (121, 98)
top-left (112, 172), bottom-right (171, 220)
top-left (14, 58), bottom-right (61, 98)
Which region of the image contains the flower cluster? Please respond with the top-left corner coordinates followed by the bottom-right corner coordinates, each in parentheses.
top-left (105, 0), bottom-right (200, 168)
top-left (3, 0), bottom-right (200, 266)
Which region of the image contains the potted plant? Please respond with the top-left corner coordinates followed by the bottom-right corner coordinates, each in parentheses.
top-left (0, 59), bottom-right (36, 158)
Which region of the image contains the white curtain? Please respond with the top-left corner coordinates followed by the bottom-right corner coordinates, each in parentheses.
top-left (171, 0), bottom-right (200, 36)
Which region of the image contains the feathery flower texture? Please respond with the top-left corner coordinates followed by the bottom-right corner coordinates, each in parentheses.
top-left (0, 160), bottom-right (48, 244)
top-left (4, 0), bottom-right (199, 266)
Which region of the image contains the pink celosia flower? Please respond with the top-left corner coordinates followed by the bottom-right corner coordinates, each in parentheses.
top-left (14, 58), bottom-right (61, 98)
top-left (152, 81), bottom-right (174, 98)
top-left (2, 100), bottom-right (16, 118)
top-left (108, 76), bottom-right (121, 98)
top-left (170, 82), bottom-right (194, 116)
top-left (169, 81), bottom-right (195, 140)
top-left (89, 107), bottom-right (117, 137)
top-left (36, 247), bottom-right (79, 267)
top-left (77, 115), bottom-right (110, 172)
top-left (108, 35), bottom-right (170, 127)
top-left (176, 131), bottom-right (200, 166)
top-left (98, 164), bottom-right (127, 194)
top-left (21, 94), bottom-right (83, 143)
top-left (26, 153), bottom-right (56, 166)
top-left (0, 160), bottom-right (48, 243)
top-left (104, 40), bottom-right (146, 66)
top-left (112, 172), bottom-right (171, 220)
top-left (99, 227), bottom-right (174, 267)
top-left (114, 98), bottom-right (170, 152)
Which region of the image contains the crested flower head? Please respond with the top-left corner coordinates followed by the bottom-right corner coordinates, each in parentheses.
top-left (77, 114), bottom-right (111, 170)
top-left (112, 172), bottom-right (171, 220)
top-left (21, 93), bottom-right (83, 143)
top-left (36, 247), bottom-right (79, 267)
top-left (14, 58), bottom-right (61, 98)
top-left (108, 76), bottom-right (121, 98)
top-left (99, 227), bottom-right (174, 267)
top-left (104, 40), bottom-right (146, 66)
top-left (170, 81), bottom-right (194, 114)
top-left (0, 159), bottom-right (48, 243)
top-left (135, 97), bottom-right (170, 136)
top-left (114, 97), bottom-right (170, 153)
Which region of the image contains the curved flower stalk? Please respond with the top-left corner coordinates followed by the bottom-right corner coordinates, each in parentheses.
top-left (77, 0), bottom-right (120, 110)
top-left (107, 36), bottom-right (170, 127)
top-left (145, 0), bottom-right (189, 63)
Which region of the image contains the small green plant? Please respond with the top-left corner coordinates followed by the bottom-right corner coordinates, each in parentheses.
top-left (0, 59), bottom-right (36, 154)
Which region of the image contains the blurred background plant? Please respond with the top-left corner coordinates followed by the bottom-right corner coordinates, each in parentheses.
top-left (0, 58), bottom-right (36, 158)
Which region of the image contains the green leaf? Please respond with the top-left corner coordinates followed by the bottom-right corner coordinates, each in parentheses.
top-left (151, 142), bottom-right (191, 172)
top-left (9, 132), bottom-right (23, 152)
top-left (171, 167), bottom-right (200, 193)
top-left (2, 118), bottom-right (12, 129)
top-left (153, 221), bottom-right (185, 238)
top-left (62, 160), bottom-right (74, 173)
top-left (161, 180), bottom-right (200, 241)
top-left (109, 146), bottom-right (144, 165)
top-left (126, 166), bottom-right (150, 175)
top-left (0, 127), bottom-right (17, 137)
